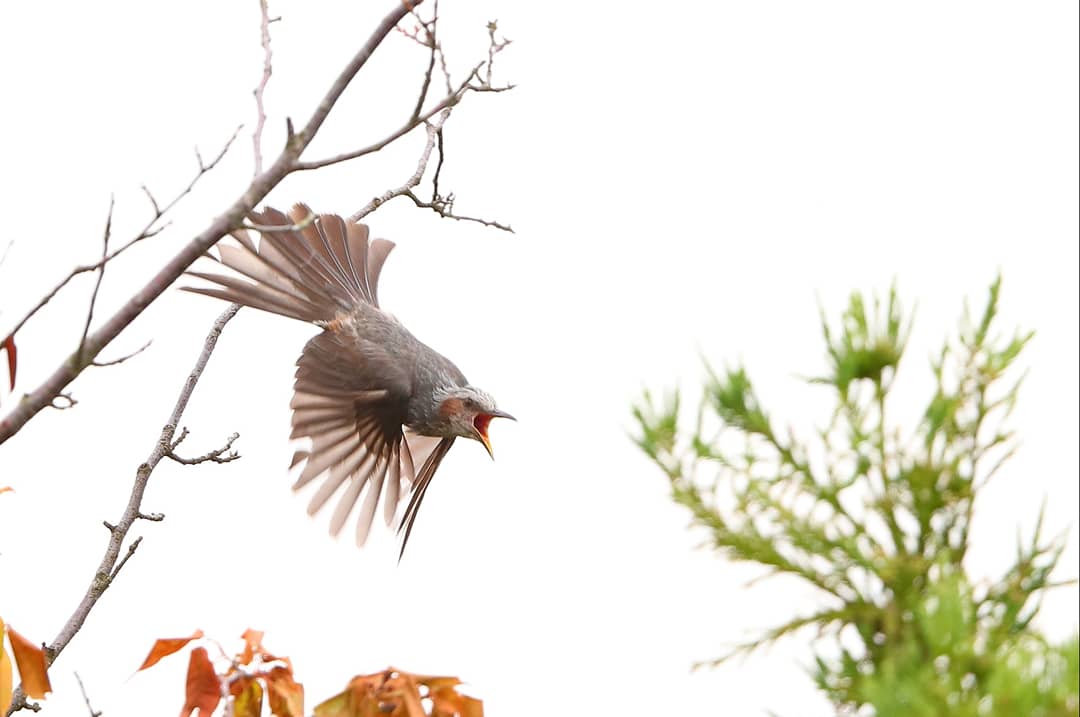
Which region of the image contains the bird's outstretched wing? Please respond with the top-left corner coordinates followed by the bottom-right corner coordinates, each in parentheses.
top-left (290, 326), bottom-right (448, 548)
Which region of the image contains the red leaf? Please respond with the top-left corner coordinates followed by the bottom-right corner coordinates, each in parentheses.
top-left (180, 647), bottom-right (220, 717)
top-left (6, 627), bottom-right (51, 700)
top-left (137, 630), bottom-right (204, 671)
top-left (1, 335), bottom-right (15, 390)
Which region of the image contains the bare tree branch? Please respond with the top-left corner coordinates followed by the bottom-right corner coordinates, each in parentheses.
top-left (91, 340), bottom-right (152, 368)
top-left (403, 189), bottom-right (514, 232)
top-left (397, 0), bottom-right (453, 96)
top-left (482, 20), bottom-right (512, 88)
top-left (4, 304), bottom-right (239, 716)
top-left (349, 104), bottom-right (514, 231)
top-left (0, 125), bottom-right (242, 351)
top-left (108, 535), bottom-right (144, 581)
top-left (292, 67), bottom-right (476, 172)
top-left (431, 126), bottom-right (446, 198)
top-left (73, 673), bottom-right (101, 717)
top-left (252, 0), bottom-right (276, 175)
top-left (166, 429), bottom-right (241, 465)
top-left (402, 0), bottom-right (442, 123)
top-left (352, 109), bottom-right (451, 220)
top-left (0, 0), bottom-right (423, 446)
top-left (352, 10), bottom-right (515, 230)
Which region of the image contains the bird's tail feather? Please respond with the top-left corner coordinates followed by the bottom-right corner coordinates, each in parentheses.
top-left (183, 204), bottom-right (395, 323)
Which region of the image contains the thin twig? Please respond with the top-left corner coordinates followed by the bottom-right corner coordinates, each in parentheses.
top-left (91, 340), bottom-right (152, 368)
top-left (404, 190), bottom-right (514, 232)
top-left (4, 305), bottom-right (239, 716)
top-left (73, 673), bottom-right (101, 717)
top-left (77, 197), bottom-right (115, 365)
top-left (406, 2), bottom-right (438, 124)
top-left (252, 0), bottom-right (275, 176)
top-left (294, 63), bottom-right (479, 172)
top-left (170, 425), bottom-right (191, 451)
top-left (351, 109), bottom-right (513, 232)
top-left (482, 20), bottom-right (512, 88)
top-left (431, 126), bottom-right (446, 198)
top-left (109, 536), bottom-right (143, 581)
top-left (0, 239), bottom-right (13, 271)
top-left (166, 431), bottom-right (241, 465)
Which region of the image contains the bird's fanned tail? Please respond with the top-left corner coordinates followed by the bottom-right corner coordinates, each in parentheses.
top-left (183, 204), bottom-right (395, 323)
top-left (398, 436), bottom-right (456, 561)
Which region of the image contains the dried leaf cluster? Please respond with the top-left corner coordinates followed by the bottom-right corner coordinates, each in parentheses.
top-left (137, 629), bottom-right (482, 717)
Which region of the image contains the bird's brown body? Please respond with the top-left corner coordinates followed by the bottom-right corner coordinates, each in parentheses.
top-left (185, 204), bottom-right (511, 556)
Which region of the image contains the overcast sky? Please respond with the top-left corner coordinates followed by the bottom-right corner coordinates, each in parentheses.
top-left (1, 1), bottom-right (1077, 715)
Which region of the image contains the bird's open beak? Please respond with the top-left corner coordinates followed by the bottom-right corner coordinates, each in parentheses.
top-left (478, 431), bottom-right (495, 459)
top-left (475, 409), bottom-right (515, 459)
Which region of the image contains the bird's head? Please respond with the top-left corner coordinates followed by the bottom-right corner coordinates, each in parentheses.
top-left (436, 386), bottom-right (515, 457)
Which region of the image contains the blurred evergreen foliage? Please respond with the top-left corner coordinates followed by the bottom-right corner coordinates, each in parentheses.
top-left (633, 277), bottom-right (1078, 717)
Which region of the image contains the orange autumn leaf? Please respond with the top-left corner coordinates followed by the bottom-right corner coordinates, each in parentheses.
top-left (238, 628), bottom-right (265, 665)
top-left (314, 669), bottom-right (480, 717)
top-left (430, 686), bottom-right (467, 716)
top-left (229, 675), bottom-right (252, 698)
top-left (458, 695), bottom-right (483, 717)
top-left (415, 676), bottom-right (461, 690)
top-left (260, 652), bottom-right (294, 672)
top-left (6, 626), bottom-right (51, 699)
top-left (312, 685), bottom-right (372, 717)
top-left (180, 647), bottom-right (220, 717)
top-left (310, 690), bottom-right (350, 717)
top-left (266, 665), bottom-right (304, 717)
top-left (0, 619), bottom-right (12, 714)
top-left (414, 673), bottom-right (481, 717)
top-left (232, 676), bottom-right (264, 717)
top-left (398, 673), bottom-right (426, 717)
top-left (314, 674), bottom-right (393, 717)
top-left (137, 629), bottom-right (204, 671)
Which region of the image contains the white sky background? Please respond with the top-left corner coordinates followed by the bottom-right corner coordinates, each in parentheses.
top-left (0, 1), bottom-right (1077, 715)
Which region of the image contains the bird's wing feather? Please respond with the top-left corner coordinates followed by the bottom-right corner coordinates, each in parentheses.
top-left (289, 329), bottom-right (419, 546)
top-left (181, 204), bottom-right (395, 323)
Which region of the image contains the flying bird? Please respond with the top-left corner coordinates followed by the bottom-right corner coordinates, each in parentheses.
top-left (184, 204), bottom-right (513, 557)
